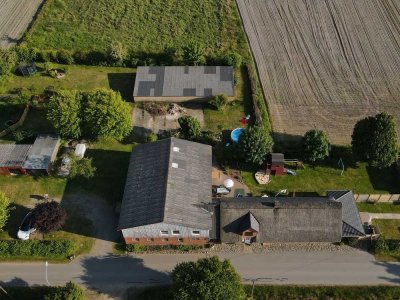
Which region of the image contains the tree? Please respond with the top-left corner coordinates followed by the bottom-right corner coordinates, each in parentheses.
top-left (182, 41), bottom-right (206, 65)
top-left (107, 41), bottom-right (127, 64)
top-left (69, 156), bottom-right (96, 179)
top-left (352, 112), bottom-right (399, 167)
top-left (57, 49), bottom-right (74, 65)
top-left (44, 281), bottom-right (85, 300)
top-left (83, 89), bottom-right (132, 140)
top-left (172, 256), bottom-right (245, 300)
top-left (223, 52), bottom-right (242, 69)
top-left (47, 90), bottom-right (82, 139)
top-left (0, 192), bottom-right (11, 230)
top-left (302, 129), bottom-right (330, 162)
top-left (32, 201), bottom-right (67, 233)
top-left (239, 126), bottom-right (274, 165)
top-left (210, 94), bottom-right (228, 111)
top-left (15, 45), bottom-right (37, 63)
top-left (178, 116), bottom-right (202, 140)
top-left (0, 48), bottom-right (17, 76)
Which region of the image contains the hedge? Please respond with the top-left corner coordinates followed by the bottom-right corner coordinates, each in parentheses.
top-left (129, 285), bottom-right (400, 300)
top-left (247, 64), bottom-right (271, 132)
top-left (0, 240), bottom-right (75, 259)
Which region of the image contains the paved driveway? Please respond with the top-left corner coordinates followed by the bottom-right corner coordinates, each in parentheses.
top-left (1, 251), bottom-right (399, 298)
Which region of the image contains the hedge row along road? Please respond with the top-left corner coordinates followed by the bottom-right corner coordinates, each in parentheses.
top-left (0, 0), bottom-right (44, 47)
top-left (237, 0), bottom-right (400, 144)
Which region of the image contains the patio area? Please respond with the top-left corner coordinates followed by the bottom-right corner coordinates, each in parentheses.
top-left (212, 162), bottom-right (250, 198)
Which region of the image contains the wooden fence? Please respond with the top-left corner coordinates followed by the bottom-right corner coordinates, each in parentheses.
top-left (0, 104), bottom-right (30, 138)
top-left (354, 194), bottom-right (400, 203)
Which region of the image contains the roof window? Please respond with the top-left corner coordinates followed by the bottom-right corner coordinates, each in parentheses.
top-left (173, 147), bottom-right (180, 152)
top-left (172, 162), bottom-right (178, 168)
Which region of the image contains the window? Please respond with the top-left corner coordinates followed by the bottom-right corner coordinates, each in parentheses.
top-left (172, 230), bottom-right (180, 235)
top-left (135, 238), bottom-right (140, 242)
top-left (160, 230), bottom-right (168, 235)
top-left (172, 162), bottom-right (178, 168)
top-left (173, 147), bottom-right (180, 152)
top-left (178, 238), bottom-right (184, 243)
top-left (162, 238), bottom-right (169, 242)
top-left (191, 230), bottom-right (200, 235)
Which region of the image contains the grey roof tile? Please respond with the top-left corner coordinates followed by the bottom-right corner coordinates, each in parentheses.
top-left (0, 144), bottom-right (32, 167)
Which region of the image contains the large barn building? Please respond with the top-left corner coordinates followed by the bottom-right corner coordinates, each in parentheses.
top-left (133, 66), bottom-right (235, 102)
top-left (118, 138), bottom-right (213, 245)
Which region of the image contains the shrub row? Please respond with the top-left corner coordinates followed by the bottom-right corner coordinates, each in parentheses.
top-left (0, 240), bottom-right (75, 259)
top-left (372, 237), bottom-right (400, 254)
top-left (247, 64), bottom-right (271, 132)
top-left (130, 285), bottom-right (400, 300)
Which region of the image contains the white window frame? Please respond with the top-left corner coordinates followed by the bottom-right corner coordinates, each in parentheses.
top-left (160, 230), bottom-right (169, 236)
top-left (172, 230), bottom-right (180, 235)
top-left (191, 230), bottom-right (200, 236)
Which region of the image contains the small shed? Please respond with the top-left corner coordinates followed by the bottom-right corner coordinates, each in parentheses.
top-left (23, 134), bottom-right (60, 175)
top-left (74, 144), bottom-right (87, 159)
top-left (267, 153), bottom-right (285, 176)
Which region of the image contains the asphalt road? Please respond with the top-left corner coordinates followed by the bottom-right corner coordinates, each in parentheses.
top-left (1, 251), bottom-right (399, 298)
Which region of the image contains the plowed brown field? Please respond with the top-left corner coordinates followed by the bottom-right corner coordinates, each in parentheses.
top-left (0, 0), bottom-right (43, 47)
top-left (237, 0), bottom-right (400, 144)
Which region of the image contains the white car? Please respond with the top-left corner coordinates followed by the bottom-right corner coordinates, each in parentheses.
top-left (17, 212), bottom-right (36, 240)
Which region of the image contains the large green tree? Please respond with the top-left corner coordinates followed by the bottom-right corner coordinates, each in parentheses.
top-left (178, 116), bottom-right (202, 140)
top-left (0, 192), bottom-right (11, 230)
top-left (172, 256), bottom-right (245, 300)
top-left (83, 89), bottom-right (132, 139)
top-left (239, 126), bottom-right (274, 165)
top-left (47, 90), bottom-right (82, 139)
top-left (302, 129), bottom-right (330, 162)
top-left (352, 112), bottom-right (399, 167)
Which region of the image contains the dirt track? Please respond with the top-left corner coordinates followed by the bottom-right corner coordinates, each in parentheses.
top-left (237, 0), bottom-right (400, 144)
top-left (0, 0), bottom-right (44, 47)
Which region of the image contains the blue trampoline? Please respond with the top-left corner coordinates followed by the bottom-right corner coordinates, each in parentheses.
top-left (231, 128), bottom-right (245, 143)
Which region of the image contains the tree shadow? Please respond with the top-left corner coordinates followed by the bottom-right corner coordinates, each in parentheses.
top-left (367, 165), bottom-right (400, 194)
top-left (80, 255), bottom-right (171, 298)
top-left (0, 277), bottom-right (29, 287)
top-left (374, 261), bottom-right (400, 284)
top-left (4, 204), bottom-right (30, 239)
top-left (107, 73), bottom-right (136, 101)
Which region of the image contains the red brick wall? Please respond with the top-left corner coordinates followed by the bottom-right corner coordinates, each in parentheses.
top-left (124, 236), bottom-right (209, 246)
top-left (0, 167), bottom-right (27, 176)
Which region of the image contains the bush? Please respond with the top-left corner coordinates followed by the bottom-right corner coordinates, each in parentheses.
top-left (210, 94), bottom-right (228, 111)
top-left (0, 192), bottom-right (11, 230)
top-left (107, 41), bottom-right (127, 64)
top-left (57, 49), bottom-right (74, 65)
top-left (352, 112), bottom-right (399, 167)
top-left (239, 126), bottom-right (274, 165)
top-left (69, 156), bottom-right (96, 179)
top-left (32, 201), bottom-right (67, 233)
top-left (72, 51), bottom-right (88, 64)
top-left (15, 45), bottom-right (37, 63)
top-left (223, 53), bottom-right (242, 68)
top-left (44, 282), bottom-right (85, 300)
top-left (172, 256), bottom-right (245, 300)
top-left (0, 240), bottom-right (74, 258)
top-left (182, 41), bottom-right (206, 65)
top-left (36, 50), bottom-right (52, 62)
top-left (146, 133), bottom-right (158, 142)
top-left (178, 116), bottom-right (202, 140)
top-left (0, 48), bottom-right (17, 76)
top-left (302, 129), bottom-right (330, 162)
top-left (126, 244), bottom-right (145, 253)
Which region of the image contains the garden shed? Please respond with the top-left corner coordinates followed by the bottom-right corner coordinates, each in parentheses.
top-left (133, 66), bottom-right (234, 102)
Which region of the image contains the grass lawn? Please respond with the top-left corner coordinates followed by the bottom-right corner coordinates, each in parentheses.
top-left (242, 161), bottom-right (400, 196)
top-left (358, 203), bottom-right (400, 214)
top-left (373, 219), bottom-right (400, 240)
top-left (0, 64), bottom-right (136, 101)
top-left (25, 0), bottom-right (249, 57)
top-left (204, 68), bottom-right (253, 132)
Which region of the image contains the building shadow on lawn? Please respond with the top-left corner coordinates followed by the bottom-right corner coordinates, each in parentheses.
top-left (367, 166), bottom-right (400, 194)
top-left (107, 73), bottom-right (135, 102)
top-left (80, 255), bottom-right (171, 298)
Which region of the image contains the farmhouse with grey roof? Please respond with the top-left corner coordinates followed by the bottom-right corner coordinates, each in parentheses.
top-left (0, 144), bottom-right (32, 175)
top-left (328, 190), bottom-right (365, 237)
top-left (133, 66), bottom-right (234, 102)
top-left (118, 138), bottom-right (213, 245)
top-left (219, 197), bottom-right (343, 243)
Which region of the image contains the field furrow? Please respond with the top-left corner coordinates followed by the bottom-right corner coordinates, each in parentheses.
top-left (237, 0), bottom-right (400, 144)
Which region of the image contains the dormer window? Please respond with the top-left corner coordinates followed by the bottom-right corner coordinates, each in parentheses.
top-left (172, 162), bottom-right (178, 168)
top-left (173, 147), bottom-right (180, 152)
top-left (172, 230), bottom-right (180, 235)
top-left (160, 230), bottom-right (168, 235)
